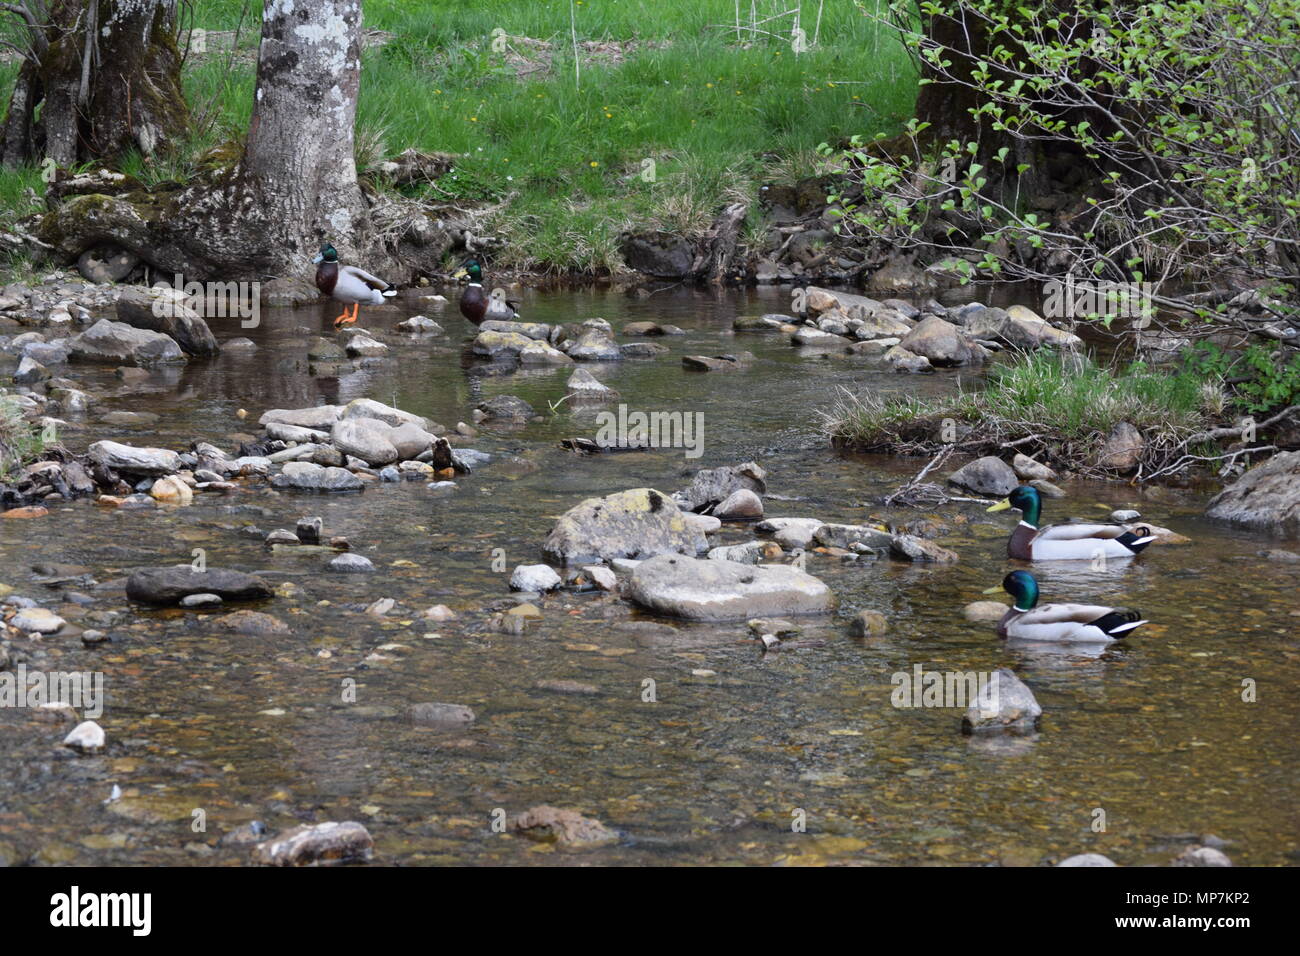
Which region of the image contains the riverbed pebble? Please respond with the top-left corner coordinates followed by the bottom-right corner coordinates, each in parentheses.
top-left (62, 720), bottom-right (105, 753)
top-left (328, 553), bottom-right (375, 573)
top-left (251, 821), bottom-right (374, 866)
top-left (10, 607), bottom-right (66, 634)
top-left (962, 668), bottom-right (1042, 734)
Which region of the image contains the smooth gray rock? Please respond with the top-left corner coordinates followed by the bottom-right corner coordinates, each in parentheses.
top-left (948, 456), bottom-right (1019, 496)
top-left (13, 355), bottom-right (49, 384)
top-left (116, 286), bottom-right (220, 357)
top-left (625, 553), bottom-right (834, 622)
top-left (1057, 853), bottom-right (1117, 867)
top-left (899, 316), bottom-right (973, 366)
top-left (68, 318), bottom-right (187, 366)
top-left (675, 462), bottom-right (767, 512)
top-left (713, 488), bottom-right (763, 520)
top-left (566, 367), bottom-right (619, 403)
top-left (265, 421), bottom-right (330, 443)
top-left (331, 419), bottom-right (399, 466)
top-left (812, 523), bottom-right (893, 550)
top-left (341, 398), bottom-right (430, 430)
top-left (757, 517), bottom-right (824, 550)
top-left (962, 668), bottom-right (1042, 733)
top-left (388, 421), bottom-right (436, 460)
top-left (271, 461), bottom-right (364, 492)
top-left (10, 607), bottom-right (65, 633)
top-left (1206, 451), bottom-right (1300, 533)
top-left (259, 405), bottom-right (342, 429)
top-left (251, 821), bottom-right (373, 866)
top-left (408, 702), bottom-right (476, 729)
top-left (510, 564), bottom-right (562, 592)
top-left (566, 330), bottom-right (623, 362)
top-left (543, 488), bottom-right (709, 565)
top-left (328, 553), bottom-right (374, 573)
top-left (126, 566), bottom-right (273, 605)
top-left (476, 395), bottom-right (534, 423)
top-left (88, 440), bottom-right (182, 475)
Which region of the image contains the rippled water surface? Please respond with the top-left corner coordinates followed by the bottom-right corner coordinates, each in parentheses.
top-left (2, 286), bottom-right (1297, 866)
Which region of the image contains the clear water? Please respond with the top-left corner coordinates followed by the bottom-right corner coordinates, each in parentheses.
top-left (1, 286), bottom-right (1296, 866)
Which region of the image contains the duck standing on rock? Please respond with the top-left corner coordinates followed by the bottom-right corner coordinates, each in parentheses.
top-left (451, 258), bottom-right (519, 324)
top-left (987, 485), bottom-right (1157, 561)
top-left (313, 242), bottom-right (397, 329)
top-left (986, 570), bottom-right (1147, 643)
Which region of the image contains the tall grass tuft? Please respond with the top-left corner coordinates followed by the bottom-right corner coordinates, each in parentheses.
top-left (822, 351), bottom-right (1220, 452)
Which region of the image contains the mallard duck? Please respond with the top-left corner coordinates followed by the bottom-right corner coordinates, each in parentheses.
top-left (313, 242), bottom-right (397, 329)
top-left (984, 570), bottom-right (1147, 643)
top-left (987, 485), bottom-right (1156, 561)
top-left (451, 258), bottom-right (519, 324)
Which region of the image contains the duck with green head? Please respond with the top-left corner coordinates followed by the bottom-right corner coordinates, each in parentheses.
top-left (451, 258), bottom-right (519, 325)
top-left (313, 242), bottom-right (397, 329)
top-left (985, 570), bottom-right (1147, 643)
top-left (987, 485), bottom-right (1157, 561)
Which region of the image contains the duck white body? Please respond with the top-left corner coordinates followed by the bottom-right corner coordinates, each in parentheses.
top-left (989, 571), bottom-right (1147, 644)
top-left (331, 266), bottom-right (394, 305)
top-left (1016, 521), bottom-right (1156, 561)
top-left (1000, 603), bottom-right (1146, 643)
top-left (989, 486), bottom-right (1159, 562)
top-left (313, 242), bottom-right (396, 328)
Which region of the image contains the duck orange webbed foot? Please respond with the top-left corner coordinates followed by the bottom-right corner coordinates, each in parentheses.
top-left (332, 304), bottom-right (358, 329)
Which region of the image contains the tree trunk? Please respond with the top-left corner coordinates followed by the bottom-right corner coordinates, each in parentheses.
top-left (237, 0), bottom-right (367, 260)
top-left (37, 0), bottom-right (452, 282)
top-left (913, 7), bottom-right (988, 151)
top-left (0, 0), bottom-right (189, 167)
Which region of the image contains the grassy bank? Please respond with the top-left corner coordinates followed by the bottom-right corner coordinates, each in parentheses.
top-left (0, 396), bottom-right (42, 480)
top-left (822, 351), bottom-right (1227, 467)
top-left (0, 0), bottom-right (915, 275)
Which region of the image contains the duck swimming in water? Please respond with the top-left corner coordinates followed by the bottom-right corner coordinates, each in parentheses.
top-left (986, 570), bottom-right (1147, 643)
top-left (451, 258), bottom-right (519, 325)
top-left (987, 485), bottom-right (1157, 561)
top-left (313, 242), bottom-right (397, 329)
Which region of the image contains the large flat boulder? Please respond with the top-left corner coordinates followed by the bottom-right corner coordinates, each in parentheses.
top-left (340, 398), bottom-right (429, 430)
top-left (473, 329), bottom-right (534, 358)
top-left (69, 319), bottom-right (187, 367)
top-left (542, 488), bottom-right (709, 565)
top-left (1206, 451), bottom-right (1300, 533)
top-left (625, 553), bottom-right (834, 621)
top-left (88, 440), bottom-right (182, 475)
top-left (271, 461), bottom-right (364, 492)
top-left (259, 405), bottom-right (343, 429)
top-left (116, 286), bottom-right (220, 357)
top-left (479, 319), bottom-right (553, 341)
top-left (566, 329), bottom-right (623, 362)
top-left (331, 419), bottom-right (398, 466)
top-left (126, 566), bottom-right (273, 605)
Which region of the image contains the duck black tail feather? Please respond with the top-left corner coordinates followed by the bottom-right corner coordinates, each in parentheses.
top-left (1116, 525), bottom-right (1157, 553)
top-left (1090, 608), bottom-right (1147, 638)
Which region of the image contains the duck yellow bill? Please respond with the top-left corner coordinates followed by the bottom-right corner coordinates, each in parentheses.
top-left (982, 585), bottom-right (1003, 594)
top-left (452, 267), bottom-right (468, 279)
top-left (987, 499), bottom-right (1011, 512)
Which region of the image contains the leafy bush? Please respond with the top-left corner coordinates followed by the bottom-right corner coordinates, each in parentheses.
top-left (1184, 343), bottom-right (1300, 414)
top-left (827, 0), bottom-right (1300, 313)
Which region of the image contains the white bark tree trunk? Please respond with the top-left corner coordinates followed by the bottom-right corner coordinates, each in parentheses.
top-left (37, 0), bottom-right (444, 283)
top-left (239, 0), bottom-right (367, 258)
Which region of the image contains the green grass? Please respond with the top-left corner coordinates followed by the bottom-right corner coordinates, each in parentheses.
top-left (7, 0), bottom-right (912, 274)
top-left (823, 351), bottom-right (1224, 452)
top-left (0, 396), bottom-right (43, 480)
